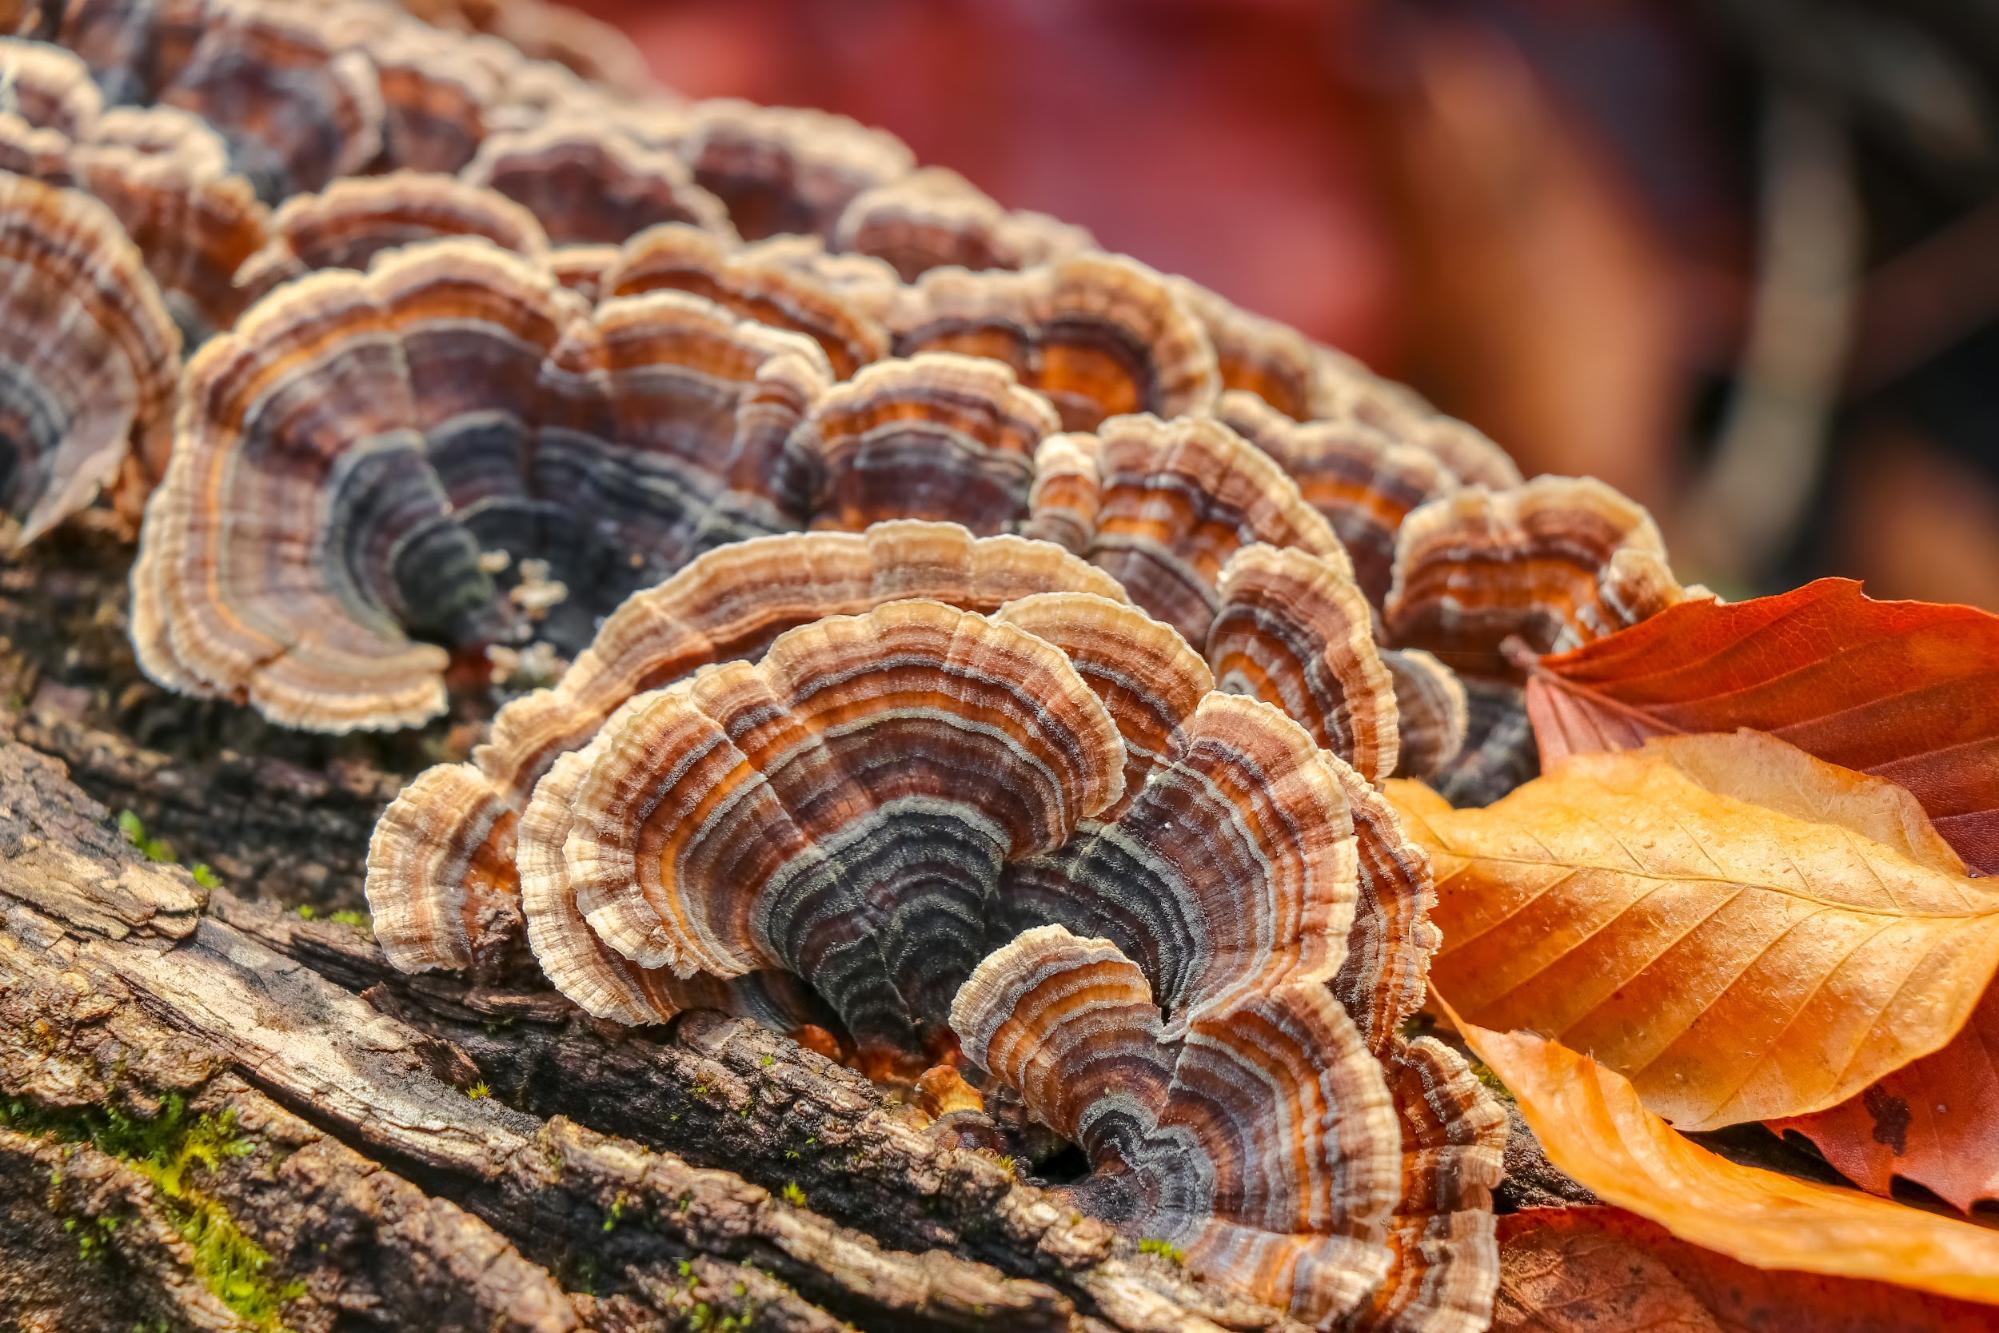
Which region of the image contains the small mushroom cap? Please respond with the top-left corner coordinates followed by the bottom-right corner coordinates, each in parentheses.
top-left (1382, 648), bottom-right (1468, 782)
top-left (234, 172), bottom-right (548, 304)
top-left (1208, 542), bottom-right (1399, 784)
top-left (0, 38), bottom-right (103, 139)
top-left (601, 223), bottom-right (885, 379)
top-left (647, 99), bottom-right (915, 242)
top-left (159, 0), bottom-right (385, 201)
top-left (1035, 413), bottom-right (1348, 646)
top-left (1219, 388), bottom-right (1457, 609)
top-left (790, 352), bottom-right (1057, 534)
top-left (345, 16), bottom-right (497, 174)
top-left (462, 118), bottom-right (734, 246)
top-left (1385, 475), bottom-right (1684, 679)
top-left (889, 254), bottom-right (1219, 432)
top-left (370, 522), bottom-right (1127, 974)
top-left (0, 171), bottom-right (179, 546)
top-left (554, 600), bottom-right (1128, 1052)
top-left (950, 924), bottom-right (1401, 1328)
top-left (832, 167), bottom-right (1093, 282)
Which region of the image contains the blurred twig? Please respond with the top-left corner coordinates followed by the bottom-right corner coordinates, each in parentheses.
top-left (1673, 96), bottom-right (1860, 587)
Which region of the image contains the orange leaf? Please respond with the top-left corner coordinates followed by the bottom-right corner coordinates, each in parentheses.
top-left (1456, 1017), bottom-right (1999, 1305)
top-left (1772, 986), bottom-right (1999, 1212)
top-left (1525, 579), bottom-right (1999, 874)
top-left (1390, 732), bottom-right (1999, 1128)
top-left (1495, 1206), bottom-right (1999, 1331)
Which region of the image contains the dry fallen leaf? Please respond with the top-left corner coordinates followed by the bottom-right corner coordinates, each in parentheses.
top-left (1771, 986), bottom-right (1999, 1212)
top-left (1495, 1206), bottom-right (1999, 1331)
top-left (1524, 578), bottom-right (1999, 874)
top-left (1455, 1018), bottom-right (1999, 1305)
top-left (1389, 731), bottom-right (1999, 1129)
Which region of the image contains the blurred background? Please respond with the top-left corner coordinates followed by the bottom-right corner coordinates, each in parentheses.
top-left (575, 0), bottom-right (1997, 606)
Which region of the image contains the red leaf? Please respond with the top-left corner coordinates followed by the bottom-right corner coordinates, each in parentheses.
top-left (1495, 1207), bottom-right (1999, 1331)
top-left (1772, 986), bottom-right (1999, 1211)
top-left (1525, 578), bottom-right (1999, 873)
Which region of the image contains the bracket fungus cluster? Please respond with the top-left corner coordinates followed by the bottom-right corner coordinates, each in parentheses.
top-left (0, 0), bottom-right (1733, 1325)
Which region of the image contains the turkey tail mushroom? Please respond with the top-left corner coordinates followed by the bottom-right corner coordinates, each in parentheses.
top-left (233, 172), bottom-right (549, 304)
top-left (832, 167), bottom-right (1094, 281)
top-left (889, 253), bottom-right (1219, 431)
top-left (1385, 475), bottom-right (1684, 680)
top-left (951, 924), bottom-right (1402, 1329)
top-left (537, 600), bottom-right (1129, 1061)
top-left (461, 118), bottom-right (735, 246)
top-left (600, 223), bottom-right (887, 379)
top-left (368, 522), bottom-right (1128, 974)
top-left (788, 353), bottom-right (1057, 532)
top-left (0, 171), bottom-right (179, 547)
top-left (1027, 412), bottom-right (1348, 646)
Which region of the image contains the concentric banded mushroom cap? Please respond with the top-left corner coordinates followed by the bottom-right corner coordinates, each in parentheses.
top-left (341, 14), bottom-right (498, 174)
top-left (601, 223), bottom-right (886, 379)
top-left (832, 167), bottom-right (1094, 282)
top-left (1385, 475), bottom-right (1684, 679)
top-left (1174, 278), bottom-right (1345, 424)
top-left (1027, 412), bottom-right (1348, 646)
top-left (551, 599), bottom-right (1131, 1055)
top-left (136, 233), bottom-right (843, 730)
top-left (1208, 542), bottom-right (1399, 784)
top-left (462, 118), bottom-right (734, 246)
top-left (368, 522), bottom-right (1129, 974)
top-left (131, 239), bottom-right (577, 729)
top-left (788, 353), bottom-right (1057, 534)
top-left (157, 0), bottom-right (385, 201)
top-left (889, 253), bottom-right (1220, 431)
top-left (950, 924), bottom-right (1401, 1328)
top-left (0, 171), bottom-right (179, 546)
top-left (646, 99), bottom-right (916, 242)
top-left (233, 171), bottom-right (549, 303)
top-left (1219, 388), bottom-right (1458, 609)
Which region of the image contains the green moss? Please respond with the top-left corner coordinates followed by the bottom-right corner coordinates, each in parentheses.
top-left (601, 1193), bottom-right (626, 1233)
top-left (293, 904), bottom-right (316, 921)
top-left (190, 863), bottom-right (223, 890)
top-left (778, 1181), bottom-right (806, 1208)
top-left (2, 1095), bottom-right (303, 1329)
top-left (465, 1082), bottom-right (491, 1100)
top-left (1137, 1236), bottom-right (1186, 1266)
top-left (116, 810), bottom-right (176, 865)
top-left (326, 910), bottom-right (371, 931)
